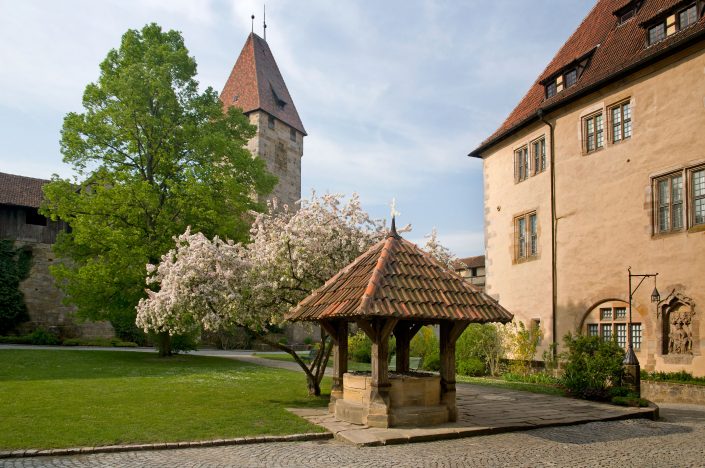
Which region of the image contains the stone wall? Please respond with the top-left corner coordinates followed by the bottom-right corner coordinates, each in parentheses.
top-left (16, 241), bottom-right (114, 339)
top-left (642, 380), bottom-right (705, 405)
top-left (247, 110), bottom-right (303, 209)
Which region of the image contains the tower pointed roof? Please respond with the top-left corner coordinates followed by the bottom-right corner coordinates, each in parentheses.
top-left (221, 33), bottom-right (306, 135)
top-left (285, 233), bottom-right (513, 323)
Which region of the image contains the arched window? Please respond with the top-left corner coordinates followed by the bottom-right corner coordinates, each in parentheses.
top-left (582, 300), bottom-right (641, 350)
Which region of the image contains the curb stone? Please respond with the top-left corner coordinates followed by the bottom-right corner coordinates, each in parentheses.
top-left (0, 432), bottom-right (333, 459)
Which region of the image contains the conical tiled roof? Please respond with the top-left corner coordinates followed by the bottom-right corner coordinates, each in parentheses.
top-left (220, 33), bottom-right (306, 135)
top-left (285, 231), bottom-right (513, 323)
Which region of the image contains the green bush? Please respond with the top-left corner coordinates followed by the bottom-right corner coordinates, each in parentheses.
top-left (457, 357), bottom-right (486, 376)
top-left (611, 395), bottom-right (649, 407)
top-left (411, 326), bottom-right (438, 369)
top-left (641, 370), bottom-right (705, 385)
top-left (0, 241), bottom-right (32, 334)
top-left (303, 337), bottom-right (314, 346)
top-left (421, 348), bottom-right (440, 371)
top-left (169, 331), bottom-right (200, 354)
top-left (560, 333), bottom-right (625, 401)
top-left (348, 330), bottom-right (372, 363)
top-left (28, 328), bottom-right (61, 346)
top-left (456, 324), bottom-right (507, 376)
top-left (0, 335), bottom-right (32, 344)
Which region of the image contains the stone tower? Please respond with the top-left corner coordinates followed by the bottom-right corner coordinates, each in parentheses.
top-left (220, 33), bottom-right (306, 209)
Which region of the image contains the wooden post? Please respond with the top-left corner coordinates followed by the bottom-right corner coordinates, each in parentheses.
top-left (321, 320), bottom-right (348, 413)
top-left (439, 321), bottom-right (469, 422)
top-left (359, 317), bottom-right (397, 427)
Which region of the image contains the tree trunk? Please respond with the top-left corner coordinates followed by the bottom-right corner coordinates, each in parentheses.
top-left (157, 331), bottom-right (172, 357)
top-left (306, 374), bottom-right (321, 396)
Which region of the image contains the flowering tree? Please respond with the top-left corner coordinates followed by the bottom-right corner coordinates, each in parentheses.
top-left (136, 193), bottom-right (455, 394)
top-left (423, 228), bottom-right (457, 269)
top-left (137, 193), bottom-right (386, 394)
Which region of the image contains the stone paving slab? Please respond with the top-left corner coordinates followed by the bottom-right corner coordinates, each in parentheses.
top-left (289, 384), bottom-right (657, 446)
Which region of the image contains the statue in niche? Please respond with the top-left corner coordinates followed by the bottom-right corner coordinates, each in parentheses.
top-left (659, 291), bottom-right (695, 355)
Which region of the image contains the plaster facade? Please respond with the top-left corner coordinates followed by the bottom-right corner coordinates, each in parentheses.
top-left (482, 43), bottom-right (705, 374)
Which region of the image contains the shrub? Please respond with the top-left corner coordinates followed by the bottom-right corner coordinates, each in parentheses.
top-left (421, 348), bottom-right (440, 371)
top-left (503, 371), bottom-right (559, 385)
top-left (303, 337), bottom-right (314, 346)
top-left (349, 330), bottom-right (372, 363)
top-left (0, 241), bottom-right (32, 334)
top-left (457, 357), bottom-right (486, 376)
top-left (0, 335), bottom-right (32, 344)
top-left (410, 326), bottom-right (439, 369)
top-left (169, 331), bottom-right (200, 354)
top-left (506, 320), bottom-right (542, 376)
top-left (611, 395), bottom-right (649, 407)
top-left (456, 324), bottom-right (507, 376)
top-left (61, 338), bottom-right (138, 347)
top-left (560, 333), bottom-right (624, 401)
top-left (28, 328), bottom-right (61, 346)
top-left (641, 370), bottom-right (705, 385)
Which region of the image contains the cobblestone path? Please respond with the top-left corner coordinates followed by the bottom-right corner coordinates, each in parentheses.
top-left (3, 404), bottom-right (703, 468)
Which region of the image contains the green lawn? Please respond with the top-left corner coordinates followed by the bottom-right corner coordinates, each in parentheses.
top-left (0, 350), bottom-right (329, 450)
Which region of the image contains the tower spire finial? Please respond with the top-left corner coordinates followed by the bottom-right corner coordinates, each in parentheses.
top-left (251, 14), bottom-right (255, 34)
top-left (263, 5), bottom-right (267, 41)
top-left (389, 198), bottom-right (401, 238)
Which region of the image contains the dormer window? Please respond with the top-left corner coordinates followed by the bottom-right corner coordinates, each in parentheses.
top-left (564, 69), bottom-right (577, 88)
top-left (646, 3), bottom-right (699, 46)
top-left (546, 82), bottom-right (557, 98)
top-left (649, 23), bottom-right (666, 45)
top-left (615, 0), bottom-right (642, 25)
top-left (679, 4), bottom-right (698, 29)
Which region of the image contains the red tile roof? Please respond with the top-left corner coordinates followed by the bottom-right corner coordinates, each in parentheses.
top-left (0, 172), bottom-right (48, 208)
top-left (470, 0), bottom-right (705, 157)
top-left (220, 33), bottom-right (306, 135)
top-left (285, 233), bottom-right (512, 323)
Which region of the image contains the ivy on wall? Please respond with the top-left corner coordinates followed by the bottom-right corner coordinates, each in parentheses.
top-left (0, 240), bottom-right (32, 334)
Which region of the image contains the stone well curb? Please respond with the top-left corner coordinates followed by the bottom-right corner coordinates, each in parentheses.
top-left (0, 432), bottom-right (333, 459)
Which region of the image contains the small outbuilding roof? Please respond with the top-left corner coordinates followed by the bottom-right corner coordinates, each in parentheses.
top-left (0, 172), bottom-right (48, 208)
top-left (286, 228), bottom-right (512, 323)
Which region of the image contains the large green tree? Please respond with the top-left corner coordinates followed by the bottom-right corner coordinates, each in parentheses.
top-left (41, 23), bottom-right (276, 343)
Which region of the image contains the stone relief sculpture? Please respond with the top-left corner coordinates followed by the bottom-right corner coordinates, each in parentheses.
top-left (659, 291), bottom-right (696, 355)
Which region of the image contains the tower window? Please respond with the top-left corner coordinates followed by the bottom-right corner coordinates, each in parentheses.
top-left (290, 128), bottom-right (296, 142)
top-left (268, 115), bottom-right (275, 130)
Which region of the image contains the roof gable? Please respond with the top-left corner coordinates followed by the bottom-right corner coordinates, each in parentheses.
top-left (220, 33), bottom-right (307, 135)
top-left (471, 0), bottom-right (705, 157)
top-left (285, 234), bottom-right (512, 323)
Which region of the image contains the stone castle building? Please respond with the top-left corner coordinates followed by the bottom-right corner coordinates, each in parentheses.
top-left (0, 172), bottom-right (114, 338)
top-left (220, 32), bottom-right (306, 209)
top-left (471, 0), bottom-right (705, 375)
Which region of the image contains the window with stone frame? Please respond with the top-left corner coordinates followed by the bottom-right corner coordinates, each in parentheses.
top-left (514, 211), bottom-right (538, 261)
top-left (274, 141), bottom-right (287, 172)
top-left (610, 101), bottom-right (632, 143)
top-left (290, 127), bottom-right (296, 142)
top-left (583, 112), bottom-right (604, 153)
top-left (585, 305), bottom-right (640, 350)
top-left (514, 146), bottom-right (529, 182)
top-left (531, 137), bottom-right (547, 175)
top-left (653, 165), bottom-right (704, 234)
top-left (655, 172), bottom-right (684, 234)
top-left (268, 114), bottom-right (275, 130)
top-left (690, 166), bottom-right (705, 226)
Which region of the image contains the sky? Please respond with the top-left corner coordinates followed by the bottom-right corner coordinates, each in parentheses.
top-left (0, 0), bottom-right (595, 257)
